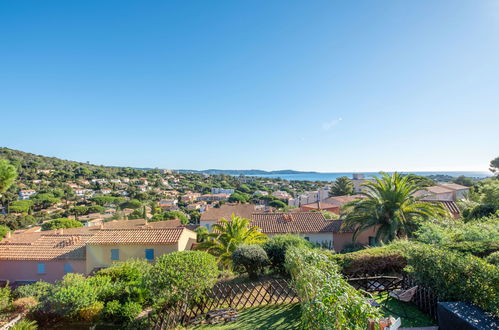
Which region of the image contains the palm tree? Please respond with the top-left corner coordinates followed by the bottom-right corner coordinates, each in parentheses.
top-left (197, 214), bottom-right (267, 268)
top-left (342, 172), bottom-right (446, 243)
top-left (329, 176), bottom-right (354, 196)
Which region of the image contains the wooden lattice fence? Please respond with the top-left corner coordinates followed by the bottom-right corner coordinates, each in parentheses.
top-left (402, 276), bottom-right (439, 320)
top-left (187, 278), bottom-right (298, 318)
top-left (151, 278), bottom-right (298, 328)
top-left (348, 275), bottom-right (403, 292)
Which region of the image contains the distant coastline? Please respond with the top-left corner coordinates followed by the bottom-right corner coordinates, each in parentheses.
top-left (178, 169), bottom-right (491, 182)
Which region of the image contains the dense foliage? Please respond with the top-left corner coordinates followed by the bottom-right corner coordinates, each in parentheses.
top-left (41, 218), bottom-right (83, 231)
top-left (232, 244), bottom-right (269, 279)
top-left (263, 234), bottom-right (312, 274)
top-left (0, 224), bottom-right (10, 240)
top-left (330, 245), bottom-right (407, 276)
top-left (147, 250), bottom-right (219, 327)
top-left (404, 244), bottom-right (499, 316)
top-left (285, 246), bottom-right (381, 329)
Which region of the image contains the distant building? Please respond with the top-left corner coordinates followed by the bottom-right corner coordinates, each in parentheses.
top-left (253, 190), bottom-right (269, 196)
top-left (272, 191), bottom-right (291, 200)
top-left (18, 190), bottom-right (37, 200)
top-left (211, 188), bottom-right (235, 195)
top-left (200, 203), bottom-right (259, 230)
top-left (181, 192), bottom-right (201, 202)
top-left (100, 189), bottom-right (112, 195)
top-left (197, 193), bottom-right (231, 202)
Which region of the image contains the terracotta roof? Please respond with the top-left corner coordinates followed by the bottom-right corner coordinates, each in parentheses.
top-left (423, 186), bottom-right (454, 194)
top-left (200, 203), bottom-right (258, 222)
top-left (87, 228), bottom-right (186, 245)
top-left (0, 234), bottom-right (91, 260)
top-left (300, 202), bottom-right (339, 210)
top-left (324, 195), bottom-right (365, 207)
top-left (423, 200), bottom-right (460, 215)
top-left (438, 183), bottom-right (469, 191)
top-left (250, 212), bottom-right (336, 234)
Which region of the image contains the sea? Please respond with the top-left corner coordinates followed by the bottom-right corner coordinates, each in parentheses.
top-left (246, 171), bottom-right (491, 182)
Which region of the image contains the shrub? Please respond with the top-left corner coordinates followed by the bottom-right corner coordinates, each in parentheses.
top-left (285, 246), bottom-right (381, 329)
top-left (0, 224), bottom-right (10, 240)
top-left (12, 297), bottom-right (38, 312)
top-left (119, 301), bottom-right (142, 323)
top-left (10, 320), bottom-right (38, 330)
top-left (78, 301), bottom-right (104, 322)
top-left (45, 273), bottom-right (100, 317)
top-left (486, 251), bottom-right (499, 266)
top-left (14, 281), bottom-right (53, 300)
top-left (147, 251), bottom-right (219, 307)
top-left (95, 259), bottom-right (151, 303)
top-left (330, 245), bottom-right (407, 276)
top-left (405, 244), bottom-right (499, 316)
top-left (263, 234), bottom-right (311, 274)
top-left (0, 284), bottom-right (11, 311)
top-left (232, 245), bottom-right (269, 279)
top-left (103, 300), bottom-right (122, 320)
top-left (41, 218), bottom-right (82, 231)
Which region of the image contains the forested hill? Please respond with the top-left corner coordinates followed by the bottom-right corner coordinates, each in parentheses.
top-left (0, 147), bottom-right (152, 180)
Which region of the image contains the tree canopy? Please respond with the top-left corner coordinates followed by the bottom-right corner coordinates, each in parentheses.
top-left (0, 159), bottom-right (17, 196)
top-left (329, 176), bottom-right (354, 196)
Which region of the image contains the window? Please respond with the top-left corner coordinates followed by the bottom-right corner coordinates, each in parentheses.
top-left (145, 249), bottom-right (155, 261)
top-left (111, 249), bottom-right (120, 261)
top-left (368, 236), bottom-right (377, 246)
top-left (64, 263), bottom-right (73, 274)
top-left (37, 263), bottom-right (45, 274)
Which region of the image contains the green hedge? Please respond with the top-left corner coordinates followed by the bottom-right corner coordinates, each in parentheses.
top-left (330, 245), bottom-right (407, 276)
top-left (285, 246), bottom-right (381, 329)
top-left (405, 244), bottom-right (499, 316)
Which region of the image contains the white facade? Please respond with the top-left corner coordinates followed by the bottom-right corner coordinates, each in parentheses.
top-left (211, 188), bottom-right (235, 195)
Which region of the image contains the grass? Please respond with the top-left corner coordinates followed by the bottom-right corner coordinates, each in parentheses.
top-left (373, 292), bottom-right (435, 328)
top-left (191, 303), bottom-right (300, 330)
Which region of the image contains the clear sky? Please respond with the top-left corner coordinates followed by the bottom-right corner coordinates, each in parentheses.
top-left (1, 1), bottom-right (498, 172)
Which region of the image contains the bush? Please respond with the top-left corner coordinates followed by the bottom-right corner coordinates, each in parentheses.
top-left (119, 301), bottom-right (142, 323)
top-left (41, 218), bottom-right (82, 231)
top-left (78, 301), bottom-right (104, 322)
top-left (15, 281), bottom-right (53, 300)
top-left (0, 284), bottom-right (11, 311)
top-left (232, 245), bottom-right (269, 279)
top-left (10, 320), bottom-right (38, 330)
top-left (44, 273), bottom-right (100, 318)
top-left (0, 224), bottom-right (10, 240)
top-left (95, 259), bottom-right (151, 304)
top-left (12, 297), bottom-right (38, 312)
top-left (148, 251), bottom-right (219, 307)
top-left (285, 246), bottom-right (381, 329)
top-left (263, 234), bottom-right (311, 274)
top-left (486, 251), bottom-right (499, 266)
top-left (330, 245), bottom-right (407, 276)
top-left (405, 244), bottom-right (499, 316)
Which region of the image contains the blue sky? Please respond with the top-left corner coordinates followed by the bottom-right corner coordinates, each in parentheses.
top-left (1, 1), bottom-right (498, 172)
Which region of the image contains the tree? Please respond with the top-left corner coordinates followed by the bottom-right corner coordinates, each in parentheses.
top-left (197, 215), bottom-right (268, 268)
top-left (0, 159), bottom-right (17, 198)
top-left (343, 172), bottom-right (446, 243)
top-left (263, 234), bottom-right (312, 274)
top-left (268, 200), bottom-right (287, 209)
top-left (232, 245), bottom-right (269, 279)
top-left (41, 218), bottom-right (83, 231)
top-left (490, 156), bottom-right (499, 175)
top-left (329, 176), bottom-right (354, 196)
top-left (453, 175), bottom-right (474, 187)
top-left (9, 200), bottom-right (33, 213)
top-left (0, 225), bottom-right (10, 240)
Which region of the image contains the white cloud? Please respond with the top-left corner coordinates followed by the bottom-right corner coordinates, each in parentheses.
top-left (322, 117), bottom-right (342, 131)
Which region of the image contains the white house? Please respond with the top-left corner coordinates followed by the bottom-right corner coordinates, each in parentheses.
top-left (211, 188), bottom-right (235, 195)
top-left (18, 190), bottom-right (37, 200)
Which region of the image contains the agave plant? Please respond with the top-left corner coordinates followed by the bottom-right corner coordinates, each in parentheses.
top-left (197, 214), bottom-right (267, 268)
top-left (343, 172), bottom-right (447, 243)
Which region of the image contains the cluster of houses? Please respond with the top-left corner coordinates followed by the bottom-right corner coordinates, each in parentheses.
top-left (1, 172), bottom-right (471, 285)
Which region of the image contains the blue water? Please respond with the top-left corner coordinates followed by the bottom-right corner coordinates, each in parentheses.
top-left (247, 171), bottom-right (491, 182)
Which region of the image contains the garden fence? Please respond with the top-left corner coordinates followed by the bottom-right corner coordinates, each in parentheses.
top-left (152, 278), bottom-right (298, 329)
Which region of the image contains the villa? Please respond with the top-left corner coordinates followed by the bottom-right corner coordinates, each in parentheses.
top-left (0, 219), bottom-right (196, 284)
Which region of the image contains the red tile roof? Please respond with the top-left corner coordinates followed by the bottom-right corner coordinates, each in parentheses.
top-left (87, 228), bottom-right (186, 245)
top-left (250, 212), bottom-right (337, 234)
